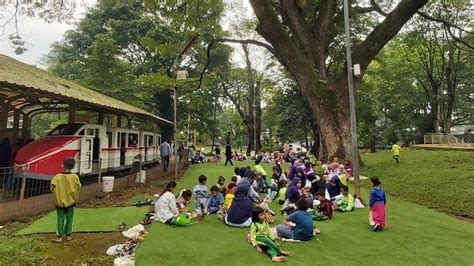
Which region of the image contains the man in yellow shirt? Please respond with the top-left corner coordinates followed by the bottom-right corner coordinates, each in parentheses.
top-left (50, 157), bottom-right (81, 243)
top-left (391, 141), bottom-right (403, 164)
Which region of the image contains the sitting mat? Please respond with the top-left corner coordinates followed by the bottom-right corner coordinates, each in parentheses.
top-left (16, 207), bottom-right (149, 235)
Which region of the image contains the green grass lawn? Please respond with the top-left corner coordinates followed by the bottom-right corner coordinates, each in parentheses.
top-left (136, 160), bottom-right (474, 265)
top-left (16, 207), bottom-right (149, 235)
top-left (361, 149), bottom-right (474, 218)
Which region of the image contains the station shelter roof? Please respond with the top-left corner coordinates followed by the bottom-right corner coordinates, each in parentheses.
top-left (0, 54), bottom-right (172, 126)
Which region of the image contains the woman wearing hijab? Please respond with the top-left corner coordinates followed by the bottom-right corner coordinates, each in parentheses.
top-left (285, 177), bottom-right (302, 204)
top-left (225, 185), bottom-right (253, 227)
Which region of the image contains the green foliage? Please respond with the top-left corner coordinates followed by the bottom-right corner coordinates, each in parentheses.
top-left (46, 0), bottom-right (230, 138)
top-left (263, 79), bottom-right (313, 147)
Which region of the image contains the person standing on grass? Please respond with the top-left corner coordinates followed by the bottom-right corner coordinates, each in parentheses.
top-left (369, 177), bottom-right (386, 232)
top-left (160, 139), bottom-right (171, 171)
top-left (193, 175), bottom-right (209, 222)
top-left (391, 141), bottom-right (403, 164)
top-left (214, 145), bottom-right (222, 164)
top-left (225, 142), bottom-right (233, 166)
top-left (51, 157), bottom-right (81, 243)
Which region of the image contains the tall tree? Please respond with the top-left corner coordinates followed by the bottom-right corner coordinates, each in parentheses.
top-left (403, 1), bottom-right (472, 133)
top-left (47, 0), bottom-right (229, 140)
top-left (245, 0), bottom-right (429, 160)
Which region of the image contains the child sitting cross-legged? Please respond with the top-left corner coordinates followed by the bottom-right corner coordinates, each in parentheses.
top-left (312, 192), bottom-right (333, 221)
top-left (224, 183), bottom-right (236, 209)
top-left (248, 206), bottom-right (293, 263)
top-left (276, 198), bottom-right (315, 241)
top-left (176, 189), bottom-right (192, 217)
top-left (336, 186), bottom-right (354, 212)
top-left (208, 185), bottom-right (224, 214)
top-left (277, 180), bottom-right (288, 205)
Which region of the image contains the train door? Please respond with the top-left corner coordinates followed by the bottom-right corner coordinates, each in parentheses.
top-left (80, 128), bottom-right (95, 174)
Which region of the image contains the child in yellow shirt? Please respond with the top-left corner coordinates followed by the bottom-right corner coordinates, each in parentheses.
top-left (224, 183), bottom-right (237, 209)
top-left (50, 158), bottom-right (81, 243)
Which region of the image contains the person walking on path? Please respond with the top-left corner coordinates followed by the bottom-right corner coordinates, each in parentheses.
top-left (390, 141), bottom-right (403, 164)
top-left (225, 142), bottom-right (233, 166)
top-left (50, 158), bottom-right (81, 243)
top-left (160, 139), bottom-right (172, 171)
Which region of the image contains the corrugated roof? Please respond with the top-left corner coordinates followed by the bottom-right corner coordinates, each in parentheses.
top-left (0, 54), bottom-right (172, 126)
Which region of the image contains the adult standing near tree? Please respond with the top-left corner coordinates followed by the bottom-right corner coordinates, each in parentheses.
top-left (160, 139), bottom-right (171, 172)
top-left (225, 142), bottom-right (233, 166)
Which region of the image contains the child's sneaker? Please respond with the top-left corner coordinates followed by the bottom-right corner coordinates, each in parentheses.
top-left (66, 236), bottom-right (73, 241)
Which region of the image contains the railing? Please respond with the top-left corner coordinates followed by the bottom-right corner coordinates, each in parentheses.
top-left (0, 155), bottom-right (160, 203)
top-left (423, 133), bottom-right (471, 147)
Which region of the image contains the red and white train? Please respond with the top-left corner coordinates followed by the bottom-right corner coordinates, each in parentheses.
top-left (15, 123), bottom-right (162, 181)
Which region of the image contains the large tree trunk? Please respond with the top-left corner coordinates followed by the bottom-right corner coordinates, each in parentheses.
top-left (309, 86), bottom-right (352, 161)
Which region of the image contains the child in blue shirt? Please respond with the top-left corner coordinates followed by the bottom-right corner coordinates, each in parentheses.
top-left (276, 198), bottom-right (315, 241)
top-left (193, 175), bottom-right (209, 222)
top-left (208, 185), bottom-right (224, 214)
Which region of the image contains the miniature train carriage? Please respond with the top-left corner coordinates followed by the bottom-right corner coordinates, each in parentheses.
top-left (14, 123), bottom-right (161, 181)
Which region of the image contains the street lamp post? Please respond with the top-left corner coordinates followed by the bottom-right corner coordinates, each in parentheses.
top-left (343, 0), bottom-right (361, 196)
top-left (172, 35), bottom-right (199, 182)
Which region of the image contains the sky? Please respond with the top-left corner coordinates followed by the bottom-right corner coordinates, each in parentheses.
top-left (0, 0), bottom-right (96, 68)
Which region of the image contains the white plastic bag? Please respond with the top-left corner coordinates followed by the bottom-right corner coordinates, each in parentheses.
top-left (114, 256), bottom-right (135, 266)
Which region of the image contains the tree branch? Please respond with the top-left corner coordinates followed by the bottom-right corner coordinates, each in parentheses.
top-left (279, 0), bottom-right (318, 66)
top-left (417, 11), bottom-right (474, 50)
top-left (195, 37), bottom-right (274, 93)
top-left (348, 0), bottom-right (428, 81)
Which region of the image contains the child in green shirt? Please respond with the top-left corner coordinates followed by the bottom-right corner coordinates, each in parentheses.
top-left (249, 206), bottom-right (293, 262)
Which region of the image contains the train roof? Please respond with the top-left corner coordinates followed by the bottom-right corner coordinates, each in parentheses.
top-left (0, 54), bottom-right (172, 126)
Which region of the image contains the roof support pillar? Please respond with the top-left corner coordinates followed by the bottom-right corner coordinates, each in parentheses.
top-left (12, 109), bottom-right (20, 143)
top-left (98, 112), bottom-right (104, 125)
top-left (0, 97), bottom-right (8, 138)
top-left (21, 114), bottom-right (31, 140)
top-left (68, 104), bottom-right (76, 124)
top-left (117, 114), bottom-right (122, 127)
top-left (127, 117), bottom-right (132, 129)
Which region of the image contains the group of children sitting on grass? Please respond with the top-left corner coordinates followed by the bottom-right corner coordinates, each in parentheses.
top-left (153, 156), bottom-right (386, 263)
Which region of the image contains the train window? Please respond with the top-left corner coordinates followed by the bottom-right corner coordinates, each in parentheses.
top-left (148, 135), bottom-right (153, 146)
top-left (128, 133), bottom-right (138, 147)
top-left (48, 123), bottom-right (84, 136)
top-left (86, 128), bottom-right (95, 136)
top-left (107, 131), bottom-right (112, 148)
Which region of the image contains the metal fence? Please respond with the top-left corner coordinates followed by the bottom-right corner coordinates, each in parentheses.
top-left (0, 155), bottom-right (160, 203)
top-left (423, 133), bottom-right (471, 147)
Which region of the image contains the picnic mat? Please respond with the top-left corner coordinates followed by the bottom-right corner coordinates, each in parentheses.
top-left (16, 207), bottom-right (149, 235)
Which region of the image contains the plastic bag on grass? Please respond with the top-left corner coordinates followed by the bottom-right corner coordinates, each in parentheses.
top-left (172, 214), bottom-right (193, 226)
